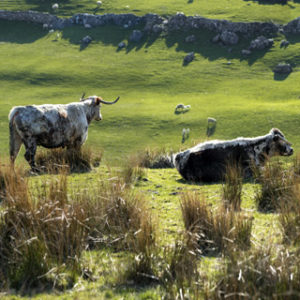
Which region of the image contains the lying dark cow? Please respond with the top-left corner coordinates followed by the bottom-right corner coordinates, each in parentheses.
top-left (174, 128), bottom-right (293, 182)
top-left (9, 95), bottom-right (119, 169)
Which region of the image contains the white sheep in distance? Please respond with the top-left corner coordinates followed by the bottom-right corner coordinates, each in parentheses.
top-left (97, 1), bottom-right (102, 6)
top-left (175, 104), bottom-right (191, 113)
top-left (52, 3), bottom-right (59, 10)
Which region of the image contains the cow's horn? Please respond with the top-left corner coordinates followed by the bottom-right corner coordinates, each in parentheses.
top-left (98, 96), bottom-right (120, 105)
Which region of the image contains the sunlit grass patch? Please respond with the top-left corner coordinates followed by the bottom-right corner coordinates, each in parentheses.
top-left (35, 147), bottom-right (102, 174)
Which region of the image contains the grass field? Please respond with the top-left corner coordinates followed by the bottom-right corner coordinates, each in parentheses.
top-left (1, 19), bottom-right (300, 164)
top-left (1, 1), bottom-right (300, 298)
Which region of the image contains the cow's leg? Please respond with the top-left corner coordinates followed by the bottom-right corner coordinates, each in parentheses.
top-left (24, 137), bottom-right (38, 170)
top-left (9, 128), bottom-right (23, 166)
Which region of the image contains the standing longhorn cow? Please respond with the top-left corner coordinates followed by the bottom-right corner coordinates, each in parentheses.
top-left (9, 95), bottom-right (120, 169)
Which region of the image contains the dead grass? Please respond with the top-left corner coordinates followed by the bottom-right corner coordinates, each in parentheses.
top-left (161, 232), bottom-right (201, 299)
top-left (222, 163), bottom-right (243, 211)
top-left (215, 246), bottom-right (300, 299)
top-left (35, 147), bottom-right (102, 173)
top-left (136, 147), bottom-right (175, 169)
top-left (180, 192), bottom-right (252, 255)
top-left (255, 160), bottom-right (294, 213)
top-left (279, 182), bottom-right (300, 245)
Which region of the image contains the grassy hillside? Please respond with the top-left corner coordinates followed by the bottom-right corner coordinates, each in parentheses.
top-left (1, 19), bottom-right (300, 164)
top-left (1, 0), bottom-right (300, 23)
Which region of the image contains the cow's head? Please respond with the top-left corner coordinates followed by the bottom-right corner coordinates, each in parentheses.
top-left (80, 95), bottom-right (120, 121)
top-left (269, 128), bottom-right (293, 157)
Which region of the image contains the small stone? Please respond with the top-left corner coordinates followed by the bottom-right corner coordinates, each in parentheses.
top-left (118, 41), bottom-right (126, 49)
top-left (152, 24), bottom-right (163, 34)
top-left (82, 35), bottom-right (92, 44)
top-left (273, 63), bottom-right (292, 74)
top-left (212, 34), bottom-right (220, 43)
top-left (220, 30), bottom-right (239, 45)
top-left (84, 23), bottom-right (92, 29)
top-left (185, 35), bottom-right (196, 43)
top-left (184, 52), bottom-right (195, 63)
top-left (242, 49), bottom-right (251, 56)
top-left (129, 30), bottom-right (143, 42)
top-left (280, 40), bottom-right (290, 48)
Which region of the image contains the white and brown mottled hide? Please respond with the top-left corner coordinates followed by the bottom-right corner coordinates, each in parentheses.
top-left (174, 128), bottom-right (293, 183)
top-left (9, 96), bottom-right (103, 169)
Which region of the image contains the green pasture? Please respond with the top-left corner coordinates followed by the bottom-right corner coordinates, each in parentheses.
top-left (1, 0), bottom-right (300, 23)
top-left (1, 20), bottom-right (300, 164)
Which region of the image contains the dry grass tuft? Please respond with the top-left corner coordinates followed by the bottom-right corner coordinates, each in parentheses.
top-left (215, 246), bottom-right (300, 299)
top-left (222, 163), bottom-right (243, 211)
top-left (255, 160), bottom-right (294, 213)
top-left (35, 147), bottom-right (102, 173)
top-left (180, 192), bottom-right (252, 255)
top-left (136, 147), bottom-right (175, 169)
top-left (0, 167), bottom-right (88, 290)
top-left (161, 233), bottom-right (200, 298)
top-left (279, 182), bottom-right (300, 245)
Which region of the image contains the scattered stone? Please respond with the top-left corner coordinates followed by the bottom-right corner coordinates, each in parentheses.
top-left (129, 29), bottom-right (143, 42)
top-left (242, 49), bottom-right (251, 56)
top-left (152, 24), bottom-right (163, 34)
top-left (49, 29), bottom-right (54, 33)
top-left (183, 52), bottom-right (195, 64)
top-left (155, 184), bottom-right (162, 188)
top-left (185, 34), bottom-right (196, 43)
top-left (142, 177), bottom-right (149, 182)
top-left (82, 35), bottom-right (92, 44)
top-left (273, 63), bottom-right (293, 74)
top-left (43, 23), bottom-right (48, 29)
top-left (97, 1), bottom-right (102, 7)
top-left (118, 41), bottom-right (126, 49)
top-left (249, 36), bottom-right (274, 50)
top-left (169, 192), bottom-right (179, 196)
top-left (280, 40), bottom-right (290, 48)
top-left (84, 23), bottom-right (92, 29)
top-left (220, 30), bottom-right (239, 45)
top-left (212, 34), bottom-right (220, 43)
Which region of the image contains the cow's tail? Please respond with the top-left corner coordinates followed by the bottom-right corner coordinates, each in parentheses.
top-left (9, 108), bottom-right (22, 165)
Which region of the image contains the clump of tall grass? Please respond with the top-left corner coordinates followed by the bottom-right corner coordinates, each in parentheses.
top-left (136, 147), bottom-right (175, 169)
top-left (255, 160), bottom-right (294, 212)
top-left (85, 174), bottom-right (156, 252)
top-left (180, 192), bottom-right (252, 255)
top-left (119, 154), bottom-right (147, 185)
top-left (214, 246), bottom-right (300, 299)
top-left (279, 182), bottom-right (300, 245)
top-left (35, 147), bottom-right (102, 173)
top-left (0, 167), bottom-right (88, 290)
top-left (222, 162), bottom-right (243, 211)
top-left (161, 232), bottom-right (201, 299)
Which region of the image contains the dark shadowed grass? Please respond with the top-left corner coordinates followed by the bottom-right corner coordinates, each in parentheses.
top-left (35, 147), bottom-right (102, 174)
top-left (222, 162), bottom-right (243, 211)
top-left (255, 160), bottom-right (295, 213)
top-left (180, 192), bottom-right (252, 255)
top-left (214, 246), bottom-right (300, 299)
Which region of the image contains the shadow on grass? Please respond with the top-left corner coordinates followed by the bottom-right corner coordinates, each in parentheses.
top-left (273, 72), bottom-right (291, 80)
top-left (0, 20), bottom-right (46, 44)
top-left (1, 18), bottom-right (274, 65)
top-left (165, 29), bottom-right (271, 66)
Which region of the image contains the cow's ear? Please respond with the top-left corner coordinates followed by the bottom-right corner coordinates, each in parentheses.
top-left (273, 135), bottom-right (280, 142)
top-left (95, 97), bottom-right (102, 105)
